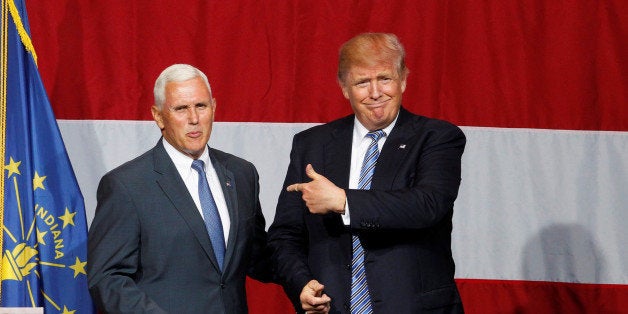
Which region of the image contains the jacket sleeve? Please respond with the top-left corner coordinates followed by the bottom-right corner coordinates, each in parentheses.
top-left (244, 163), bottom-right (275, 283)
top-left (87, 174), bottom-right (167, 314)
top-left (346, 122), bottom-right (466, 231)
top-left (267, 134), bottom-right (314, 309)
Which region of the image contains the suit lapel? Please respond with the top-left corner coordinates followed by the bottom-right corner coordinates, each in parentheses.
top-left (325, 118), bottom-right (353, 188)
top-left (322, 118), bottom-right (353, 240)
top-left (152, 140), bottom-right (222, 272)
top-left (209, 150), bottom-right (239, 272)
top-left (373, 108), bottom-right (414, 189)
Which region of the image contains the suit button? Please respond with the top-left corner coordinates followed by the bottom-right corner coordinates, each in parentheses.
top-left (220, 283), bottom-right (226, 289)
top-left (345, 264), bottom-right (351, 270)
top-left (344, 303), bottom-right (350, 311)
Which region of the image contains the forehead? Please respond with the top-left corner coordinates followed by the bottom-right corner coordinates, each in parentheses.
top-left (346, 63), bottom-right (397, 80)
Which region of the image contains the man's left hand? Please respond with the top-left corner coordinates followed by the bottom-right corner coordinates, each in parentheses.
top-left (287, 164), bottom-right (346, 215)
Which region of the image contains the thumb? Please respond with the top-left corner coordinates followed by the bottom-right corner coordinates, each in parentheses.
top-left (309, 280), bottom-right (324, 295)
top-left (305, 164), bottom-right (321, 180)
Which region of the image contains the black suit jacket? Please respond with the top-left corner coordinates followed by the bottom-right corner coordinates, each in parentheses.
top-left (88, 139), bottom-right (270, 313)
top-left (268, 108), bottom-right (466, 313)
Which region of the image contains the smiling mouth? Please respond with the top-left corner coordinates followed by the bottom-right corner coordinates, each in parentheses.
top-left (366, 100), bottom-right (388, 108)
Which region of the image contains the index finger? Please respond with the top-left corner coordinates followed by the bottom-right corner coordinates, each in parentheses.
top-left (286, 183), bottom-right (300, 192)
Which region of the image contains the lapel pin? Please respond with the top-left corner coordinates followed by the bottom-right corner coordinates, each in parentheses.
top-left (399, 144), bottom-right (406, 149)
top-left (225, 181), bottom-right (232, 187)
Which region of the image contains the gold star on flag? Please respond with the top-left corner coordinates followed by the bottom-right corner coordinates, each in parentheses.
top-left (69, 256), bottom-right (87, 278)
top-left (6, 157), bottom-right (21, 178)
top-left (36, 228), bottom-right (48, 245)
top-left (59, 207), bottom-right (77, 228)
top-left (33, 171), bottom-right (47, 191)
top-left (61, 306), bottom-right (76, 314)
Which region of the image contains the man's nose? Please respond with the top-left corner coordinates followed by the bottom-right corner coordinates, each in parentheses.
top-left (188, 107), bottom-right (199, 123)
top-left (369, 81), bottom-right (382, 99)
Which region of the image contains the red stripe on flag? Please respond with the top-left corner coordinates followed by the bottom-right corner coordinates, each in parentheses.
top-left (246, 279), bottom-right (293, 314)
top-left (27, 1), bottom-right (627, 130)
top-left (457, 279), bottom-right (628, 314)
top-left (247, 279), bottom-right (628, 313)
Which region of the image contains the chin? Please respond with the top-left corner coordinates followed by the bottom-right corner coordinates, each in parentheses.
top-left (180, 147), bottom-right (202, 158)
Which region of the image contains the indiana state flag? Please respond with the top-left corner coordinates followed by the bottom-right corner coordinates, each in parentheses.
top-left (1, 0), bottom-right (95, 313)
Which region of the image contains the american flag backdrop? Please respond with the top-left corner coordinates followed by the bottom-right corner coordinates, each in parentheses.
top-left (26, 1), bottom-right (627, 313)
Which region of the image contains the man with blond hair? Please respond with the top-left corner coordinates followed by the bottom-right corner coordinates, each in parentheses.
top-left (269, 33), bottom-right (465, 313)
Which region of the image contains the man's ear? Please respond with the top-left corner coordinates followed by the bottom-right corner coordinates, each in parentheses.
top-left (400, 71), bottom-right (408, 93)
top-left (339, 79), bottom-right (350, 99)
top-left (210, 98), bottom-right (217, 121)
top-left (151, 105), bottom-right (165, 130)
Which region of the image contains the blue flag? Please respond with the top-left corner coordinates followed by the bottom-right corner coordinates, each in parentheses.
top-left (1, 0), bottom-right (95, 312)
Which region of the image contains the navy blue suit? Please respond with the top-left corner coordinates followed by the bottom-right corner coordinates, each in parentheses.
top-left (268, 107), bottom-right (465, 313)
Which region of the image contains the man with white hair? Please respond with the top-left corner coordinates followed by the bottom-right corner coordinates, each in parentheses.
top-left (88, 64), bottom-right (271, 313)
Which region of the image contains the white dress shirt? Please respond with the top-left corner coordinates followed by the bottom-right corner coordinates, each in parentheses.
top-left (163, 140), bottom-right (230, 245)
top-left (342, 115), bottom-right (398, 225)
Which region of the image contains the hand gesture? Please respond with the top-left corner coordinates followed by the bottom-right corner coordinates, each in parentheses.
top-left (300, 279), bottom-right (331, 314)
top-left (287, 164), bottom-right (346, 215)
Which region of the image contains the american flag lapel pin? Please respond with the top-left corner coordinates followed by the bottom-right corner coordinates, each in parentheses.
top-left (399, 144), bottom-right (406, 149)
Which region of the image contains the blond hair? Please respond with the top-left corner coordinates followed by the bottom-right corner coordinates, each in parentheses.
top-left (337, 33), bottom-right (408, 84)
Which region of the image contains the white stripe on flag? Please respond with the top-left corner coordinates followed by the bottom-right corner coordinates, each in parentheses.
top-left (58, 120), bottom-right (628, 285)
top-left (453, 127), bottom-right (627, 285)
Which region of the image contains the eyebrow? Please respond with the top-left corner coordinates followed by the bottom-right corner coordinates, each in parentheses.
top-left (352, 73), bottom-right (394, 83)
top-left (171, 102), bottom-right (209, 109)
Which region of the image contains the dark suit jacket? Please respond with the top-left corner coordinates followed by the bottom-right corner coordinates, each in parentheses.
top-left (268, 107), bottom-right (466, 313)
top-left (88, 139), bottom-right (270, 314)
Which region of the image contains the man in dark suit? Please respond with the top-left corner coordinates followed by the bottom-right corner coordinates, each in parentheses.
top-left (88, 64), bottom-right (271, 313)
top-left (268, 33), bottom-right (466, 313)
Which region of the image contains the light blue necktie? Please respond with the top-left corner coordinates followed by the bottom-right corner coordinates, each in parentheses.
top-left (192, 159), bottom-right (226, 271)
top-left (351, 129), bottom-right (385, 314)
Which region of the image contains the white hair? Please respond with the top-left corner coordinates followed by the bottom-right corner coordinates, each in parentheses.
top-left (153, 64), bottom-right (212, 108)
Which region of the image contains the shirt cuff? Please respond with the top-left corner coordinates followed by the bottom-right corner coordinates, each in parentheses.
top-left (341, 197), bottom-right (350, 225)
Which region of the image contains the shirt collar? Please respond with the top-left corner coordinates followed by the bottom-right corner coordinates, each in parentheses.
top-left (353, 113), bottom-right (398, 140)
top-left (162, 138), bottom-right (210, 172)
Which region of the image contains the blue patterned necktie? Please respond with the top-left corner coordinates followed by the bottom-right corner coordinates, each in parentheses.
top-left (351, 129), bottom-right (386, 314)
top-left (192, 159), bottom-right (226, 271)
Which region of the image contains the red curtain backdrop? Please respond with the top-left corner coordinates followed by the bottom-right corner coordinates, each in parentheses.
top-left (25, 1), bottom-right (627, 313)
